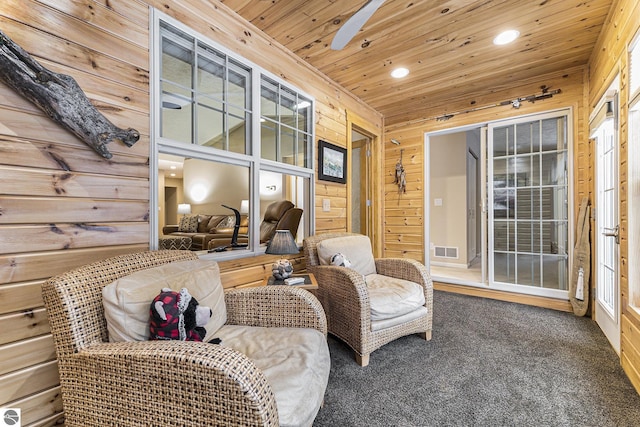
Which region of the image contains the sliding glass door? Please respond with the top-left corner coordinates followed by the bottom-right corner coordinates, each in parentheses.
top-left (488, 111), bottom-right (570, 297)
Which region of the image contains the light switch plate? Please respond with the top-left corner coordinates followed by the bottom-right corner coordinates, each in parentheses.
top-left (322, 199), bottom-right (331, 211)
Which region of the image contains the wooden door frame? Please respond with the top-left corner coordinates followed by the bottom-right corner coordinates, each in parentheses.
top-left (346, 111), bottom-right (383, 257)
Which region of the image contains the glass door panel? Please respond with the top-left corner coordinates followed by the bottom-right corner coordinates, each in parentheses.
top-left (488, 113), bottom-right (569, 295)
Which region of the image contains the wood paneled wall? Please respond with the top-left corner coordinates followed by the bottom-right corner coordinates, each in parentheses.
top-left (589, 0), bottom-right (640, 396)
top-left (384, 67), bottom-right (590, 261)
top-left (0, 1), bottom-right (380, 425)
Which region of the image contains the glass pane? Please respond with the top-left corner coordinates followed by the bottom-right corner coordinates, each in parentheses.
top-left (494, 188), bottom-right (514, 219)
top-left (543, 255), bottom-right (568, 290)
top-left (516, 188), bottom-right (540, 219)
top-left (297, 131), bottom-right (311, 168)
top-left (228, 106), bottom-right (248, 155)
top-left (541, 117), bottom-right (566, 151)
top-left (158, 153), bottom-right (251, 252)
top-left (197, 56), bottom-right (223, 100)
top-left (197, 97), bottom-right (224, 147)
top-left (162, 38), bottom-right (193, 88)
top-left (541, 187), bottom-right (567, 220)
top-left (228, 64), bottom-right (248, 109)
top-left (261, 79), bottom-right (278, 118)
top-left (296, 97), bottom-right (311, 132)
top-left (493, 158), bottom-right (508, 188)
top-left (494, 220), bottom-right (514, 251)
top-left (530, 153), bottom-right (541, 186)
top-left (541, 152), bottom-right (566, 186)
top-left (280, 87), bottom-right (296, 121)
top-left (516, 122), bottom-right (533, 154)
top-left (261, 120), bottom-right (277, 161)
top-left (542, 221), bottom-right (567, 255)
top-left (162, 89), bottom-right (192, 144)
top-left (259, 171), bottom-right (308, 245)
top-left (517, 254), bottom-right (540, 287)
top-left (493, 125), bottom-right (512, 156)
top-left (516, 221), bottom-right (541, 253)
top-left (515, 155), bottom-right (533, 187)
top-left (280, 127), bottom-right (296, 165)
top-left (494, 252), bottom-right (516, 283)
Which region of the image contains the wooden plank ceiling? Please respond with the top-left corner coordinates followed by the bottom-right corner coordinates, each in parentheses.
top-left (221, 0), bottom-right (612, 125)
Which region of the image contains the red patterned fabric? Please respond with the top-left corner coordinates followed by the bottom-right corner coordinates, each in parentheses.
top-left (149, 289), bottom-right (203, 341)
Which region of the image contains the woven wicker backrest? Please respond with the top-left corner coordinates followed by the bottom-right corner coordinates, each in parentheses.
top-left (42, 250), bottom-right (197, 360)
top-left (303, 232), bottom-right (359, 267)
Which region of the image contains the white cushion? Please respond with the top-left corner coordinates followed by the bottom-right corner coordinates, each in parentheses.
top-left (216, 324), bottom-right (330, 427)
top-left (316, 235), bottom-right (377, 276)
top-left (371, 306), bottom-right (429, 331)
top-left (102, 259), bottom-right (226, 343)
top-left (365, 273), bottom-right (425, 321)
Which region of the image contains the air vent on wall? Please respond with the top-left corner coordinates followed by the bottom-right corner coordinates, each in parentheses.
top-left (434, 246), bottom-right (459, 259)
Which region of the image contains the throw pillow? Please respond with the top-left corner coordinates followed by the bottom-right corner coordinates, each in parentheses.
top-left (102, 259), bottom-right (227, 343)
top-left (316, 235), bottom-right (377, 276)
top-left (216, 215), bottom-right (236, 229)
top-left (178, 214), bottom-right (198, 232)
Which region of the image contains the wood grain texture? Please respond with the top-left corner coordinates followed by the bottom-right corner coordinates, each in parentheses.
top-left (0, 0), bottom-right (379, 420)
top-left (1, 0), bottom-right (639, 423)
top-left (224, 0), bottom-right (611, 125)
top-left (0, 361), bottom-right (59, 405)
top-left (0, 308), bottom-right (50, 345)
top-left (589, 0), bottom-right (640, 395)
top-left (6, 386), bottom-right (63, 426)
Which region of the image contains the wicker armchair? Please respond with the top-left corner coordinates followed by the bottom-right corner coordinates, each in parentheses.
top-left (42, 250), bottom-right (328, 426)
top-left (304, 232), bottom-right (432, 366)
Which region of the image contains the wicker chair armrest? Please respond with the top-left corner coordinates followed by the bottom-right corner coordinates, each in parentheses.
top-left (375, 257), bottom-right (433, 305)
top-left (72, 340), bottom-right (278, 426)
top-left (225, 286), bottom-right (327, 336)
top-left (311, 265), bottom-right (371, 330)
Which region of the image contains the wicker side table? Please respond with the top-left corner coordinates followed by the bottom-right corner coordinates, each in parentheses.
top-left (159, 235), bottom-right (192, 250)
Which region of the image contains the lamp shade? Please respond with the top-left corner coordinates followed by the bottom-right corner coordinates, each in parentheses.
top-left (265, 230), bottom-right (299, 255)
top-left (240, 199), bottom-right (249, 214)
top-left (177, 203), bottom-right (191, 214)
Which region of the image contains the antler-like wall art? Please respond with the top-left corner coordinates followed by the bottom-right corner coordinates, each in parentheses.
top-left (0, 29), bottom-right (139, 159)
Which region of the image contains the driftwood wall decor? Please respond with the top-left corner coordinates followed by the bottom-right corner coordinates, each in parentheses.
top-left (0, 29), bottom-right (139, 159)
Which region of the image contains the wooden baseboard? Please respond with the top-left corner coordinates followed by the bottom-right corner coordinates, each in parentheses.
top-left (434, 282), bottom-right (574, 313)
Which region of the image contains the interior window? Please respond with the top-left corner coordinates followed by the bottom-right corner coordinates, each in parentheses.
top-left (153, 13), bottom-right (314, 257)
top-left (158, 153), bottom-right (250, 252)
top-left (260, 76), bottom-right (312, 167)
top-left (160, 22), bottom-right (252, 155)
top-left (259, 170), bottom-right (310, 245)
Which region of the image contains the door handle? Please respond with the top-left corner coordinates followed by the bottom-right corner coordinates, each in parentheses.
top-left (603, 225), bottom-right (619, 244)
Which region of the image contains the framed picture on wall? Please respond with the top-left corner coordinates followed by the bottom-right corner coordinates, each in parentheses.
top-left (318, 139), bottom-right (347, 184)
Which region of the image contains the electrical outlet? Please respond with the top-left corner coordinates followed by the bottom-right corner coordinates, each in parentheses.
top-left (322, 199), bottom-right (331, 212)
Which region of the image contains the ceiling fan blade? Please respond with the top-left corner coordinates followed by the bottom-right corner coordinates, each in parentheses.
top-left (331, 0), bottom-right (386, 50)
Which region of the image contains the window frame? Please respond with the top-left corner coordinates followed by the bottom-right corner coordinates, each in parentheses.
top-left (150, 9), bottom-right (315, 259)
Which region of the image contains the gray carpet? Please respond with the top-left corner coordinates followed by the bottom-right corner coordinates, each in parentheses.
top-left (314, 291), bottom-right (640, 426)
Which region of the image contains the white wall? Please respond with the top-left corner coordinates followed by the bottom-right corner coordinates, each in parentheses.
top-left (430, 132), bottom-right (468, 266)
top-left (183, 159), bottom-right (249, 215)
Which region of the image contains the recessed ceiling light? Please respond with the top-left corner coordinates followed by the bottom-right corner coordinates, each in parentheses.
top-left (391, 67), bottom-right (409, 78)
top-left (493, 30), bottom-right (520, 45)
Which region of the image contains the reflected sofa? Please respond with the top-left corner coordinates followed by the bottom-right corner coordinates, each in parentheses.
top-left (162, 213), bottom-right (249, 250)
